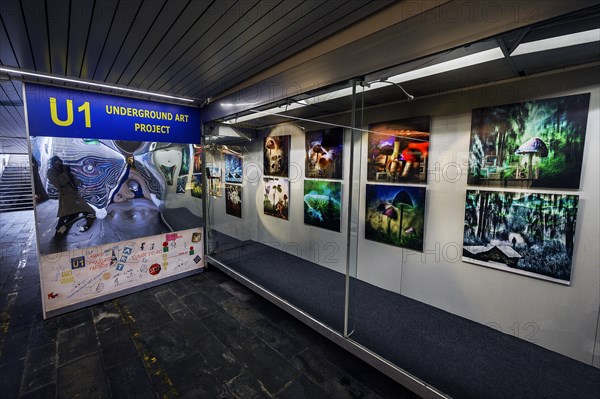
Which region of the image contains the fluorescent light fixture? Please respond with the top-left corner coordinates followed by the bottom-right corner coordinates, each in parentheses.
top-left (512, 28), bottom-right (600, 56)
top-left (223, 47), bottom-right (505, 123)
top-left (0, 67), bottom-right (195, 103)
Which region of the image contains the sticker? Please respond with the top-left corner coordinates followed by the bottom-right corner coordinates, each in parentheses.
top-left (192, 232), bottom-right (202, 242)
top-left (102, 272), bottom-right (111, 280)
top-left (47, 292), bottom-right (58, 299)
top-left (193, 255), bottom-right (202, 264)
top-left (163, 242), bottom-right (169, 252)
top-left (149, 263), bottom-right (161, 275)
top-left (71, 256), bottom-right (86, 269)
top-left (189, 246), bottom-right (194, 255)
top-left (116, 263), bottom-right (125, 271)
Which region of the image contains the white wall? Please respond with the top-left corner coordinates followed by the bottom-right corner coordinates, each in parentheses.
top-left (208, 66), bottom-right (600, 365)
top-left (350, 66), bottom-right (599, 364)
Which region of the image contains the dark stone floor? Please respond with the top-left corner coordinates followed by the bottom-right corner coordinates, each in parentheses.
top-left (0, 210), bottom-right (418, 399)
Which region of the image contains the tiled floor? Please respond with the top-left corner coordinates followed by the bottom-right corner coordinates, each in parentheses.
top-left (0, 210), bottom-right (418, 398)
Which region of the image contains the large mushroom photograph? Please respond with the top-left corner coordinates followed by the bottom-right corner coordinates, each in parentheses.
top-left (468, 93), bottom-right (590, 189)
top-left (365, 184), bottom-right (426, 251)
top-left (367, 116), bottom-right (431, 184)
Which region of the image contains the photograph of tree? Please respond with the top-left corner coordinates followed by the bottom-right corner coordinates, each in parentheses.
top-left (367, 116), bottom-right (430, 184)
top-left (191, 174), bottom-right (202, 198)
top-left (365, 184), bottom-right (426, 251)
top-left (463, 190), bottom-right (578, 284)
top-left (193, 146), bottom-right (203, 174)
top-left (305, 128), bottom-right (343, 179)
top-left (263, 178), bottom-right (289, 220)
top-left (225, 184), bottom-right (242, 218)
top-left (304, 180), bottom-right (341, 232)
top-left (224, 154), bottom-right (243, 183)
top-left (468, 93), bottom-right (590, 189)
top-left (176, 176), bottom-right (187, 194)
top-left (264, 135), bottom-right (290, 177)
top-left (207, 164), bottom-right (222, 197)
top-left (179, 146), bottom-right (190, 176)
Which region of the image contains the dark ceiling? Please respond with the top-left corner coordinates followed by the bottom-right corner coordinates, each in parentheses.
top-left (1, 0), bottom-right (599, 153)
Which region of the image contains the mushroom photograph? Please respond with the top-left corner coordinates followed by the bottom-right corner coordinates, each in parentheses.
top-left (367, 116), bottom-right (430, 184)
top-left (225, 184), bottom-right (242, 218)
top-left (224, 153), bottom-right (243, 184)
top-left (468, 93), bottom-right (590, 189)
top-left (263, 177), bottom-right (290, 220)
top-left (305, 128), bottom-right (344, 179)
top-left (365, 184), bottom-right (426, 251)
top-left (263, 135), bottom-right (290, 177)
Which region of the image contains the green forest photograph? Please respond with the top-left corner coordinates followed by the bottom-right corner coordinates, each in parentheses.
top-left (463, 190), bottom-right (579, 284)
top-left (304, 180), bottom-right (342, 232)
top-left (365, 184), bottom-right (426, 251)
top-left (468, 93), bottom-right (590, 189)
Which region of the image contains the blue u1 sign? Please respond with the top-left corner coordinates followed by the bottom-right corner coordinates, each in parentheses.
top-left (24, 83), bottom-right (201, 144)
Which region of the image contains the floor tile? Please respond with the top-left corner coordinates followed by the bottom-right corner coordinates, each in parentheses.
top-left (195, 333), bottom-right (242, 383)
top-left (219, 280), bottom-right (255, 301)
top-left (230, 335), bottom-right (300, 395)
top-left (248, 318), bottom-right (307, 360)
top-left (221, 296), bottom-right (266, 326)
top-left (57, 321), bottom-right (99, 366)
top-left (97, 323), bottom-right (138, 368)
top-left (20, 343), bottom-right (56, 394)
top-left (276, 374), bottom-right (331, 399)
top-left (56, 353), bottom-right (109, 399)
top-left (119, 298), bottom-right (173, 333)
top-left (155, 289), bottom-right (186, 314)
top-left (224, 370), bottom-right (272, 399)
top-left (106, 356), bottom-right (155, 399)
top-left (0, 358), bottom-right (24, 398)
top-left (180, 290), bottom-right (221, 318)
top-left (134, 321), bottom-right (191, 367)
top-left (20, 383), bottom-right (55, 399)
top-left (91, 301), bottom-right (125, 333)
top-left (164, 353), bottom-right (225, 398)
top-left (171, 308), bottom-right (212, 346)
top-left (291, 348), bottom-right (380, 399)
top-left (203, 310), bottom-right (254, 349)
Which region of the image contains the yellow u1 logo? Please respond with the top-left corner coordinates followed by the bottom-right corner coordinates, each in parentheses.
top-left (49, 97), bottom-right (92, 128)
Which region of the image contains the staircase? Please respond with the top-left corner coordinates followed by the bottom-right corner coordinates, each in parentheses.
top-left (0, 154), bottom-right (34, 213)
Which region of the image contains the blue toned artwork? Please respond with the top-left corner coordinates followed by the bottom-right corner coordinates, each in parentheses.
top-left (224, 154), bottom-right (243, 183)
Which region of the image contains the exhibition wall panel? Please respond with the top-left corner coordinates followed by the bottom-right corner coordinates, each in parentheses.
top-left (347, 66), bottom-right (599, 364)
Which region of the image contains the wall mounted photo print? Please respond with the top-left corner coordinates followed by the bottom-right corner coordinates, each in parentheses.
top-left (463, 190), bottom-right (578, 284)
top-left (305, 128), bottom-right (343, 179)
top-left (207, 164), bottom-right (222, 197)
top-left (191, 174), bottom-right (203, 198)
top-left (179, 146), bottom-right (190, 176)
top-left (264, 135), bottom-right (291, 177)
top-left (468, 93), bottom-right (590, 189)
top-left (367, 116), bottom-right (430, 184)
top-left (225, 184), bottom-right (242, 218)
top-left (176, 176), bottom-right (187, 194)
top-left (193, 146), bottom-right (203, 174)
top-left (263, 178), bottom-right (289, 220)
top-left (224, 154), bottom-right (243, 183)
top-left (365, 184), bottom-right (426, 251)
top-left (304, 180), bottom-right (342, 232)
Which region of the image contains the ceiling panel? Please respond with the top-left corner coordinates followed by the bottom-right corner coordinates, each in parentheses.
top-left (20, 0), bottom-right (50, 72)
top-left (47, 0), bottom-right (70, 75)
top-left (79, 0), bottom-right (119, 79)
top-left (66, 0), bottom-right (95, 76)
top-left (133, 0), bottom-right (233, 90)
top-left (111, 0), bottom-right (189, 85)
top-left (91, 0), bottom-right (144, 81)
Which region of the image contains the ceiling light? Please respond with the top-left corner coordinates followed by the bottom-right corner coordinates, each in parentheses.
top-left (222, 47), bottom-right (504, 124)
top-left (0, 67), bottom-right (196, 103)
top-left (511, 28), bottom-right (600, 56)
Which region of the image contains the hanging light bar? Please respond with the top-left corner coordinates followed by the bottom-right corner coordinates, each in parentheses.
top-left (511, 28), bottom-right (600, 56)
top-left (0, 67), bottom-right (196, 103)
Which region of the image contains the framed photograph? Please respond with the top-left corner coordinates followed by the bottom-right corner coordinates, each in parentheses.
top-left (304, 180), bottom-right (341, 232)
top-left (225, 184), bottom-right (242, 218)
top-left (305, 128), bottom-right (343, 179)
top-left (179, 146), bottom-right (190, 176)
top-left (264, 135), bottom-right (290, 177)
top-left (263, 178), bottom-right (289, 220)
top-left (207, 164), bottom-right (222, 197)
top-left (463, 190), bottom-right (578, 284)
top-left (193, 146), bottom-right (203, 174)
top-left (224, 154), bottom-right (243, 183)
top-left (365, 184), bottom-right (426, 251)
top-left (176, 176), bottom-right (187, 194)
top-left (367, 116), bottom-right (430, 184)
top-left (191, 174), bottom-right (203, 198)
top-left (467, 93), bottom-right (590, 189)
